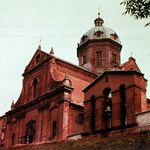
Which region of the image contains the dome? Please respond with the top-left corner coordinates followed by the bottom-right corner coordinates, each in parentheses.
top-left (79, 14), bottom-right (121, 45)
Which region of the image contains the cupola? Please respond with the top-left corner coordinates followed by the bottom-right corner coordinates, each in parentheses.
top-left (77, 13), bottom-right (122, 74)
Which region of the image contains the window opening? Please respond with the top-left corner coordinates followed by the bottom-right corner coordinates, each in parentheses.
top-left (91, 95), bottom-right (96, 132)
top-left (35, 54), bottom-right (41, 64)
top-left (96, 51), bottom-right (102, 67)
top-left (120, 84), bottom-right (127, 126)
top-left (82, 55), bottom-right (87, 64)
top-left (25, 121), bottom-right (36, 144)
top-left (12, 133), bottom-right (15, 145)
top-left (52, 121), bottom-right (57, 137)
top-left (112, 53), bottom-right (117, 63)
top-left (103, 88), bottom-right (112, 128)
top-left (33, 79), bottom-right (38, 97)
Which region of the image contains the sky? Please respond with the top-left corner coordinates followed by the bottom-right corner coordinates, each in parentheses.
top-left (0, 0), bottom-right (150, 116)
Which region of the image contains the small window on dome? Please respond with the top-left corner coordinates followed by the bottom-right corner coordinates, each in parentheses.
top-left (81, 35), bottom-right (88, 42)
top-left (95, 31), bottom-right (103, 37)
top-left (111, 33), bottom-right (118, 40)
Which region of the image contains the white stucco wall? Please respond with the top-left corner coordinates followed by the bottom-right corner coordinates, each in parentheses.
top-left (136, 110), bottom-right (150, 131)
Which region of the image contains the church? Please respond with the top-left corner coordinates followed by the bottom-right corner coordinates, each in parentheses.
top-left (0, 13), bottom-right (150, 149)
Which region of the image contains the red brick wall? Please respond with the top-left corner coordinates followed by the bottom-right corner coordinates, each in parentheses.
top-left (68, 107), bottom-right (83, 136)
top-left (78, 41), bottom-right (121, 74)
top-left (84, 72), bottom-right (147, 133)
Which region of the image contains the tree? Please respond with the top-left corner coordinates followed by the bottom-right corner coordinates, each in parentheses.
top-left (121, 0), bottom-right (150, 26)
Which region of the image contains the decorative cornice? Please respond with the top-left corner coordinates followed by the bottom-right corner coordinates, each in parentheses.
top-left (6, 85), bottom-right (74, 115)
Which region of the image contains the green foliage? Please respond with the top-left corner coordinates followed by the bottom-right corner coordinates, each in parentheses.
top-left (121, 0), bottom-right (150, 26)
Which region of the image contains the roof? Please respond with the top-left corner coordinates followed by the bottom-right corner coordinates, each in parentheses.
top-left (83, 70), bottom-right (144, 92)
top-left (79, 15), bottom-right (121, 46)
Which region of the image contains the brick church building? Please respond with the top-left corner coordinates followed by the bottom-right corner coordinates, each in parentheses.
top-left (0, 13), bottom-right (150, 149)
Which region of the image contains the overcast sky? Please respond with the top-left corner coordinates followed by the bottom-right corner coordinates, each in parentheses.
top-left (0, 0), bottom-right (150, 116)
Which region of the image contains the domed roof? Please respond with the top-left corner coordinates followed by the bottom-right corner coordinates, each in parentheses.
top-left (79, 14), bottom-right (121, 45)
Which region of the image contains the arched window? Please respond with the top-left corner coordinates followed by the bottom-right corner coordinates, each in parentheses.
top-left (103, 88), bottom-right (112, 128)
top-left (12, 133), bottom-right (15, 145)
top-left (91, 95), bottom-right (96, 132)
top-left (33, 79), bottom-right (38, 97)
top-left (119, 84), bottom-right (127, 126)
top-left (52, 121), bottom-right (57, 137)
top-left (35, 54), bottom-right (41, 64)
top-left (25, 120), bottom-right (36, 144)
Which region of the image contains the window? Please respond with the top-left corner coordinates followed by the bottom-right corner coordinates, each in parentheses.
top-left (96, 51), bottom-right (102, 67)
top-left (25, 121), bottom-right (36, 144)
top-left (35, 54), bottom-right (41, 64)
top-left (81, 35), bottom-right (88, 42)
top-left (82, 55), bottom-right (87, 64)
top-left (103, 88), bottom-right (112, 128)
top-left (112, 53), bottom-right (117, 63)
top-left (75, 113), bottom-right (84, 125)
top-left (91, 95), bottom-right (96, 132)
top-left (52, 121), bottom-right (57, 137)
top-left (119, 84), bottom-right (127, 126)
top-left (1, 132), bottom-right (4, 141)
top-left (95, 31), bottom-right (103, 37)
top-left (12, 133), bottom-right (15, 145)
top-left (33, 79), bottom-right (38, 97)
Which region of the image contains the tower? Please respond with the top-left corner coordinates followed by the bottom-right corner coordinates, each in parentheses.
top-left (77, 13), bottom-right (122, 74)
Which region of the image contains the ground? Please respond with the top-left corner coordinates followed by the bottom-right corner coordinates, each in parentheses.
top-left (3, 131), bottom-right (150, 150)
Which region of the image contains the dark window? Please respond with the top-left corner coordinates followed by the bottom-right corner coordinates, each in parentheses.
top-left (75, 113), bottom-right (84, 125)
top-left (81, 35), bottom-right (88, 42)
top-left (91, 95), bottom-right (96, 132)
top-left (95, 31), bottom-right (103, 37)
top-left (33, 79), bottom-right (38, 97)
top-left (25, 121), bottom-right (36, 144)
top-left (52, 121), bottom-right (57, 137)
top-left (112, 53), bottom-right (117, 63)
top-left (12, 133), bottom-right (15, 145)
top-left (119, 84), bottom-right (127, 126)
top-left (82, 55), bottom-right (87, 64)
top-left (105, 76), bottom-right (108, 82)
top-left (96, 51), bottom-right (102, 67)
top-left (35, 54), bottom-right (41, 64)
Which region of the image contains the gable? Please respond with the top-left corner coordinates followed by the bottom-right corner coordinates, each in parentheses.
top-left (83, 70), bottom-right (145, 100)
top-left (121, 57), bottom-right (141, 72)
top-left (24, 46), bottom-right (50, 75)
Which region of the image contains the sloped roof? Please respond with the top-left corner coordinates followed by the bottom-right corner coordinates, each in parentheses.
top-left (83, 70), bottom-right (144, 92)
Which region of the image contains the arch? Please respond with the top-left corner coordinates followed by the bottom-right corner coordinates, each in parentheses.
top-left (119, 84), bottom-right (127, 126)
top-left (50, 106), bottom-right (58, 138)
top-left (103, 87), bottom-right (112, 98)
top-left (25, 120), bottom-right (36, 144)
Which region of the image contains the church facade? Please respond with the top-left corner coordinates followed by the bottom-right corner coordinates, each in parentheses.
top-left (0, 14), bottom-right (150, 149)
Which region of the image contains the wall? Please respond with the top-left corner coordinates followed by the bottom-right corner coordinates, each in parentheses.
top-left (136, 110), bottom-right (150, 132)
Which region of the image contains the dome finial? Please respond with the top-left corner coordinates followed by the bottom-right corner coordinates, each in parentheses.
top-left (38, 39), bottom-right (42, 50)
top-left (94, 8), bottom-right (104, 26)
top-left (98, 7), bottom-right (100, 18)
